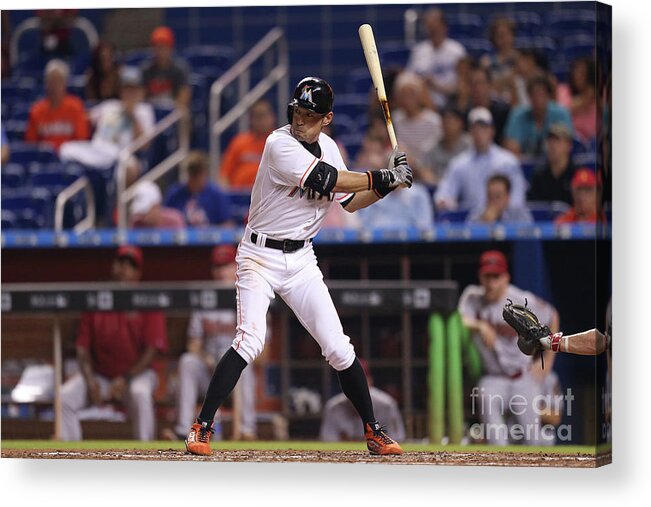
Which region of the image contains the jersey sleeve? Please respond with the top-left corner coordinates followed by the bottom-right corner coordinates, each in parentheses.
top-left (268, 135), bottom-right (320, 188)
top-left (458, 286), bottom-right (478, 320)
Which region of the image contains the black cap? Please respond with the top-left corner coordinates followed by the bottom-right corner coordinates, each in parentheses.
top-left (287, 76), bottom-right (334, 122)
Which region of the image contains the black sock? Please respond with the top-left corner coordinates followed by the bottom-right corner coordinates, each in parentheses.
top-left (197, 347), bottom-right (248, 424)
top-left (337, 357), bottom-right (376, 428)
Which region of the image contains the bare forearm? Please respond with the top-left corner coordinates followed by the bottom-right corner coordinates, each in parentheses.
top-left (333, 170), bottom-right (373, 194)
top-left (343, 189), bottom-right (381, 212)
top-left (564, 329), bottom-right (606, 355)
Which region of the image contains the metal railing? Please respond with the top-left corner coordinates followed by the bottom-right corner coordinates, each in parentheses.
top-left (404, 8), bottom-right (420, 48)
top-left (10, 16), bottom-right (99, 64)
top-left (54, 176), bottom-right (96, 233)
top-left (209, 27), bottom-right (289, 177)
top-left (116, 107), bottom-right (191, 230)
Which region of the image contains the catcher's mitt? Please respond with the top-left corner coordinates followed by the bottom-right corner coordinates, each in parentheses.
top-left (502, 298), bottom-right (552, 361)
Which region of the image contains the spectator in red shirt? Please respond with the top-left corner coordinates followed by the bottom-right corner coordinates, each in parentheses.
top-left (60, 246), bottom-right (168, 441)
top-left (555, 168), bottom-right (605, 224)
top-left (218, 99), bottom-right (277, 188)
top-left (25, 59), bottom-right (89, 150)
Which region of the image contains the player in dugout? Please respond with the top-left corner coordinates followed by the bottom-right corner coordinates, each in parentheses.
top-left (60, 246), bottom-right (168, 441)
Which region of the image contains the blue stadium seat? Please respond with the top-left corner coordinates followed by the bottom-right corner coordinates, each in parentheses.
top-left (511, 11), bottom-right (543, 37)
top-left (225, 190), bottom-right (251, 225)
top-left (182, 45), bottom-right (235, 72)
top-left (445, 13), bottom-right (483, 39)
top-left (547, 11), bottom-right (596, 39)
top-left (1, 78), bottom-right (39, 106)
top-left (67, 75), bottom-right (87, 100)
top-left (1, 187), bottom-right (53, 229)
top-left (514, 36), bottom-right (556, 60)
top-left (436, 209), bottom-right (470, 223)
top-left (561, 34), bottom-right (595, 62)
top-left (332, 94), bottom-right (369, 121)
top-left (330, 114), bottom-right (358, 138)
top-left (4, 120), bottom-right (28, 142)
top-left (30, 171), bottom-right (79, 191)
top-left (347, 68), bottom-right (373, 95)
top-left (528, 201), bottom-right (571, 221)
top-left (378, 41), bottom-right (411, 68)
top-left (457, 38), bottom-right (492, 58)
top-left (1, 164), bottom-right (27, 188)
top-left (123, 49), bottom-right (153, 67)
top-left (8, 143), bottom-right (59, 164)
top-left (1, 209), bottom-right (17, 230)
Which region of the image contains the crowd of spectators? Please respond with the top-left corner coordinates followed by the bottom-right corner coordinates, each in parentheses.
top-left (2, 7), bottom-right (608, 231)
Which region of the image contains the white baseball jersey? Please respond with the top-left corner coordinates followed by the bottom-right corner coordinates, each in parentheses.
top-left (247, 124), bottom-right (354, 240)
top-left (458, 284), bottom-right (556, 376)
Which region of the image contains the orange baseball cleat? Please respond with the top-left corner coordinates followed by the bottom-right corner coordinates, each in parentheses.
top-left (364, 422), bottom-right (404, 455)
top-left (185, 421), bottom-right (215, 456)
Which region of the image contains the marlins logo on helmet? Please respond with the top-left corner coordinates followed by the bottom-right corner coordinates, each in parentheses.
top-left (300, 86), bottom-right (315, 106)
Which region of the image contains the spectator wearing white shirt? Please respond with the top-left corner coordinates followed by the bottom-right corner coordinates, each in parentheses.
top-left (357, 183), bottom-right (434, 231)
top-left (60, 66), bottom-right (155, 179)
top-left (392, 72), bottom-right (442, 168)
top-left (435, 107), bottom-right (526, 213)
top-left (406, 8), bottom-right (467, 108)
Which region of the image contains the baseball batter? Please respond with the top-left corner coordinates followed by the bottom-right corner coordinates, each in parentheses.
top-left (185, 77), bottom-right (413, 456)
top-left (459, 250), bottom-right (559, 445)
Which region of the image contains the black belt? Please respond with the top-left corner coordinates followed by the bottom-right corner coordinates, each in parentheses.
top-left (250, 232), bottom-right (311, 253)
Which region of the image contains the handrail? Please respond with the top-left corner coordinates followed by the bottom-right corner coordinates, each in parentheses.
top-left (116, 107), bottom-right (190, 230)
top-left (404, 8), bottom-right (420, 48)
top-left (10, 16), bottom-right (99, 64)
top-left (54, 176), bottom-right (96, 234)
top-left (209, 28), bottom-right (289, 177)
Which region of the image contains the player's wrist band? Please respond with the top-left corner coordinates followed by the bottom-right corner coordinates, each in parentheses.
top-left (549, 332), bottom-right (564, 352)
top-left (366, 170), bottom-right (393, 197)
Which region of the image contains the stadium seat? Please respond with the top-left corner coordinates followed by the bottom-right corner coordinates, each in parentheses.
top-left (1, 209), bottom-right (18, 230)
top-left (547, 10), bottom-right (596, 40)
top-left (514, 35), bottom-right (556, 60)
top-left (182, 45), bottom-right (235, 72)
top-left (347, 67), bottom-right (373, 95)
top-left (123, 49), bottom-right (153, 67)
top-left (1, 187), bottom-right (53, 229)
top-left (1, 78), bottom-right (39, 106)
top-left (511, 11), bottom-right (543, 37)
top-left (445, 13), bottom-right (483, 39)
top-left (330, 114), bottom-right (358, 138)
top-left (560, 34), bottom-right (595, 62)
top-left (226, 190), bottom-right (252, 225)
top-left (378, 41), bottom-right (411, 68)
top-left (436, 209), bottom-right (470, 223)
top-left (457, 38), bottom-right (492, 58)
top-left (338, 133), bottom-right (364, 163)
top-left (528, 201), bottom-right (571, 221)
top-left (8, 143), bottom-right (59, 164)
top-left (1, 164), bottom-right (27, 188)
top-left (332, 94), bottom-right (369, 121)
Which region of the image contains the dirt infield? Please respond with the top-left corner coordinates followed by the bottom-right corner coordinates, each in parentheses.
top-left (1, 448), bottom-right (610, 467)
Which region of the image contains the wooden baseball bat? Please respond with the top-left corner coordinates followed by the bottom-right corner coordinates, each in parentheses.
top-left (358, 23), bottom-right (398, 149)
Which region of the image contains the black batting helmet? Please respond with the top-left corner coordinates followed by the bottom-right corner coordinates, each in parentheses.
top-left (287, 77), bottom-right (334, 123)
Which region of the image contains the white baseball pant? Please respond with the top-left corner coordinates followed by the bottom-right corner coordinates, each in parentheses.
top-left (60, 370), bottom-right (157, 441)
top-left (232, 228), bottom-right (356, 371)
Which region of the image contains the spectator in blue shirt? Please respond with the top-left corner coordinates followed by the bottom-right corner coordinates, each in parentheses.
top-left (503, 75), bottom-right (573, 162)
top-left (467, 174), bottom-right (533, 224)
top-left (357, 182), bottom-right (434, 231)
top-left (164, 151), bottom-right (233, 227)
top-left (435, 107), bottom-right (526, 214)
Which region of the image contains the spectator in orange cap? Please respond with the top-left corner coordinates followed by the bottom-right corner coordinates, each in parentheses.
top-left (555, 168), bottom-right (606, 224)
top-left (141, 26), bottom-right (191, 109)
